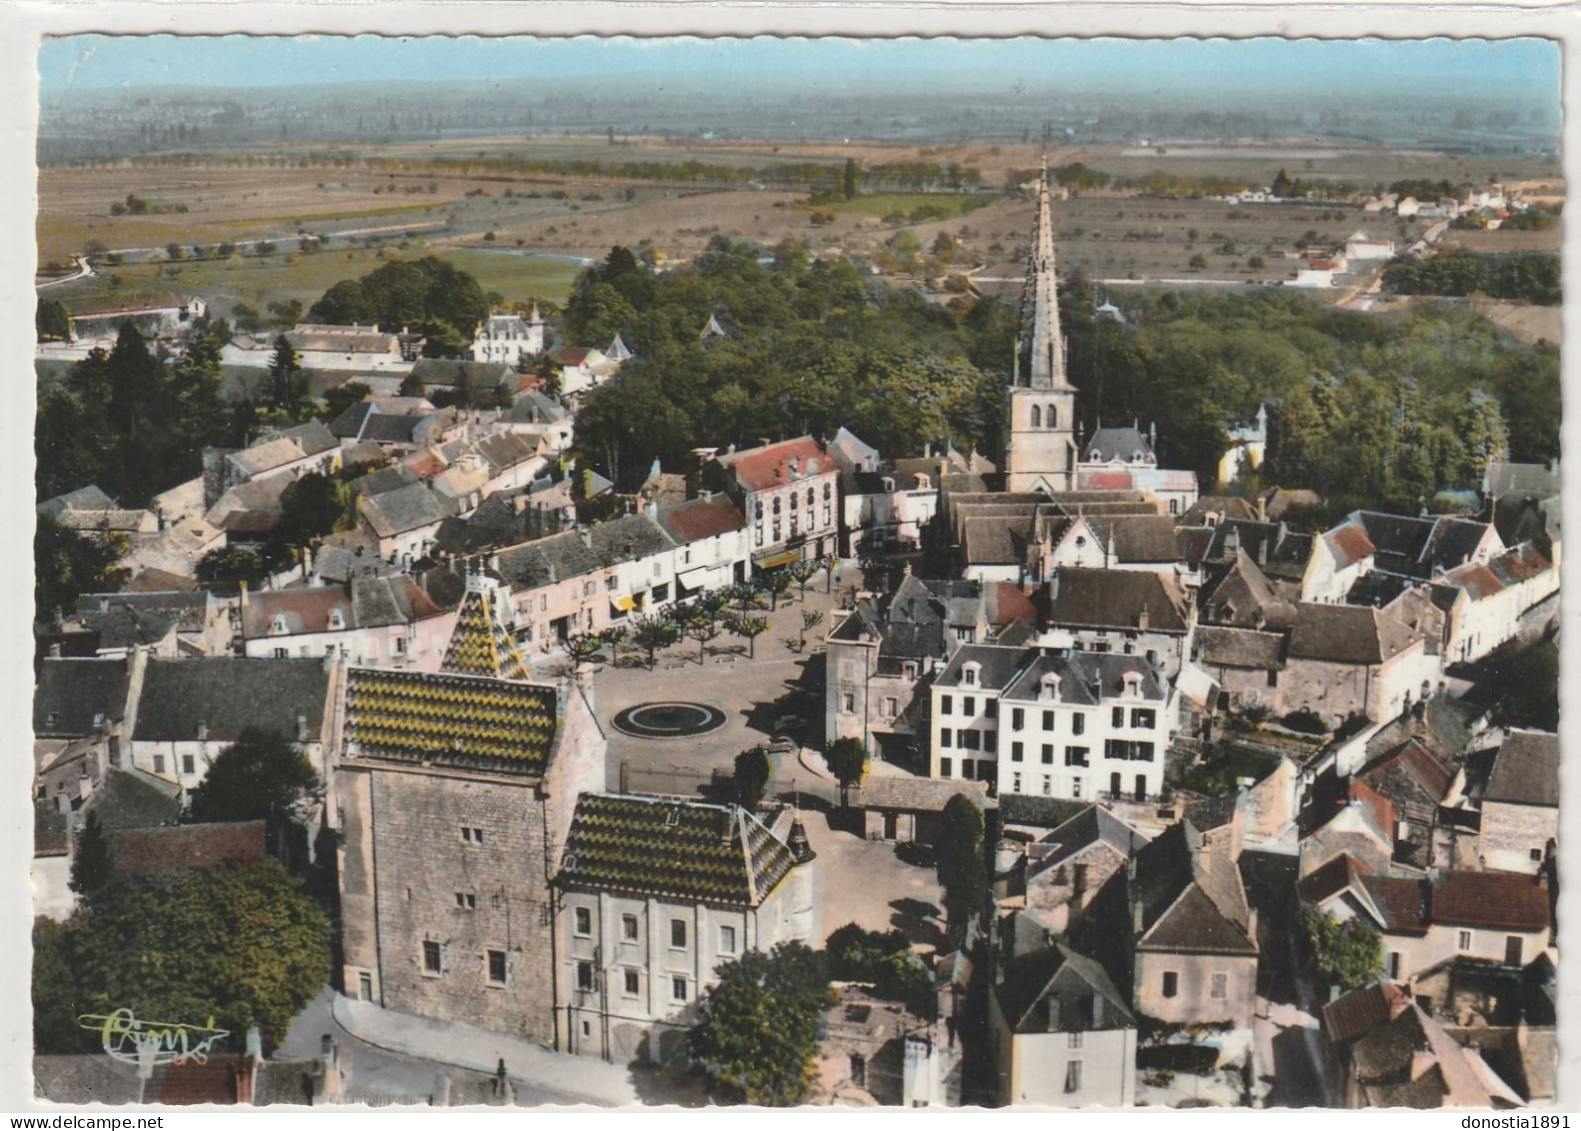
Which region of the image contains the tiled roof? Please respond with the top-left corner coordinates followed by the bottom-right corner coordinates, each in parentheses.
top-left (441, 583), bottom-right (530, 681)
top-left (995, 943), bottom-right (1135, 1034)
top-left (112, 820), bottom-right (268, 876)
top-left (410, 359), bottom-right (513, 387)
top-left (362, 482), bottom-right (451, 538)
top-left (1083, 426), bottom-right (1154, 464)
top-left (77, 590), bottom-right (214, 635)
top-left (86, 767), bottom-right (184, 831)
top-left (716, 436), bottom-right (832, 493)
top-left (343, 666), bottom-right (559, 774)
top-left (656, 495), bottom-right (746, 544)
top-left (34, 657), bottom-right (131, 737)
top-left (559, 793), bottom-right (797, 907)
top-left (933, 643), bottom-right (1029, 690)
top-left (1182, 496), bottom-right (1257, 525)
top-left (1484, 729), bottom-right (1559, 808)
top-left (361, 413), bottom-right (423, 444)
top-left (1196, 626), bottom-right (1285, 671)
top-left (1438, 541), bottom-right (1552, 602)
top-left (329, 401), bottom-right (374, 439)
top-left (1288, 603), bottom-right (1419, 666)
top-left (132, 658), bottom-right (331, 743)
top-left (1360, 739), bottom-right (1454, 807)
top-left (999, 794), bottom-right (1090, 831)
top-left (493, 516), bottom-right (674, 592)
top-left (241, 578), bottom-right (440, 639)
top-left (1298, 851), bottom-right (1374, 906)
top-left (1322, 981), bottom-right (1411, 1045)
top-left (1081, 515), bottom-right (1181, 562)
top-left (1046, 567), bottom-right (1189, 633)
top-left (1134, 820), bottom-right (1257, 955)
top-left (855, 776), bottom-right (988, 813)
top-left (1029, 805), bottom-right (1147, 881)
top-left (38, 484), bottom-right (116, 519)
top-left (1431, 870), bottom-right (1549, 933)
top-left (1358, 874), bottom-right (1430, 934)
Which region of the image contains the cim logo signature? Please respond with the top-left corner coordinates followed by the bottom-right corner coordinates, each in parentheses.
top-left (76, 1009), bottom-right (230, 1066)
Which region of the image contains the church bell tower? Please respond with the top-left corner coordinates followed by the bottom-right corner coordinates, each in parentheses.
top-left (1004, 159), bottom-right (1077, 494)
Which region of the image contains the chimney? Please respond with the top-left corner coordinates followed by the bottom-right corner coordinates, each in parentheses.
top-left (1256, 493), bottom-right (1268, 522)
top-left (297, 714), bottom-right (309, 742)
top-left (197, 719), bottom-right (208, 742)
top-left (645, 498), bottom-right (658, 521)
top-left (49, 643), bottom-right (62, 659)
top-left (1138, 606), bottom-right (1150, 631)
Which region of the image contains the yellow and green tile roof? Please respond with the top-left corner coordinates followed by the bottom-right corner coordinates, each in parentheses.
top-left (441, 588), bottom-right (531, 682)
top-left (559, 793), bottom-right (796, 908)
top-left (344, 666), bottom-right (558, 774)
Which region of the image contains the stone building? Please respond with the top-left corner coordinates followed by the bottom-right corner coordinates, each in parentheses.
top-left (1472, 730), bottom-right (1559, 875)
top-left (555, 794), bottom-right (820, 1064)
top-left (335, 655), bottom-right (605, 1045)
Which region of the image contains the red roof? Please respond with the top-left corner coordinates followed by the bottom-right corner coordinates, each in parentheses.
top-left (659, 496), bottom-right (746, 543)
top-left (1365, 738), bottom-right (1454, 802)
top-left (1323, 981), bottom-right (1410, 1045)
top-left (1326, 522), bottom-right (1376, 569)
top-left (404, 453), bottom-right (445, 480)
top-left (1310, 259), bottom-right (1342, 271)
top-left (1349, 779), bottom-right (1397, 839)
top-left (985, 582), bottom-right (1037, 627)
top-left (515, 374), bottom-right (546, 395)
top-left (1359, 874), bottom-right (1430, 935)
top-left (1432, 870), bottom-right (1550, 933)
top-left (1086, 471), bottom-right (1134, 490)
top-left (558, 347), bottom-right (591, 366)
top-left (112, 821), bottom-right (267, 877)
top-left (719, 437), bottom-right (831, 493)
top-left (1298, 851), bottom-right (1373, 905)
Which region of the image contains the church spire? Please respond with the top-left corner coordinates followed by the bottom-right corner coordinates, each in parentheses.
top-left (1020, 155), bottom-right (1070, 391)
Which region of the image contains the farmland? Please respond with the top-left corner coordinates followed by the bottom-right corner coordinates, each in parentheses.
top-left (37, 136), bottom-right (1563, 319)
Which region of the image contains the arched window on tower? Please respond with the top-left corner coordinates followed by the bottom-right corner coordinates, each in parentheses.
top-left (1030, 404), bottom-right (1041, 429)
top-left (1047, 404), bottom-right (1058, 430)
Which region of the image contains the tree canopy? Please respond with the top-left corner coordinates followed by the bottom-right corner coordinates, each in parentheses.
top-left (1300, 903), bottom-right (1385, 992)
top-left (306, 256), bottom-right (488, 356)
top-left (824, 737), bottom-right (869, 808)
top-left (688, 941), bottom-right (830, 1106)
top-left (937, 794), bottom-right (987, 946)
top-left (566, 238), bottom-right (1011, 488)
top-left (33, 861), bottom-right (331, 1052)
top-left (187, 728), bottom-right (321, 825)
top-left (36, 515), bottom-right (125, 620)
top-left (733, 746), bottom-right (772, 811)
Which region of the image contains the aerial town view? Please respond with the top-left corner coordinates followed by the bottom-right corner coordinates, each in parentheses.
top-left (25, 32), bottom-right (1563, 1112)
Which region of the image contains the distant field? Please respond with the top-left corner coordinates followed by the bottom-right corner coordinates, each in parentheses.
top-left (1439, 228), bottom-right (1563, 255)
top-left (49, 241), bottom-right (584, 318)
top-left (814, 192), bottom-right (991, 218)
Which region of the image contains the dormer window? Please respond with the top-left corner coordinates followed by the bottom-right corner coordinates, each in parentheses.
top-left (329, 608), bottom-right (346, 630)
top-left (1040, 673), bottom-right (1061, 701)
top-left (961, 661), bottom-right (980, 687)
top-left (882, 477), bottom-right (895, 494)
top-left (902, 661), bottom-right (918, 682)
top-left (1123, 672), bottom-right (1144, 698)
top-left (272, 614), bottom-right (288, 635)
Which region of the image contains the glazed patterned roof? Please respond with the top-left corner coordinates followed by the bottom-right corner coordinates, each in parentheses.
top-left (559, 793), bottom-right (797, 907)
top-left (343, 666), bottom-right (558, 774)
top-left (441, 585), bottom-right (530, 681)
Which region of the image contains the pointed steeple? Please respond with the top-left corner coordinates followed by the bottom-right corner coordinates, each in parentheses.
top-left (1020, 155), bottom-right (1070, 391)
top-left (441, 568), bottom-right (531, 681)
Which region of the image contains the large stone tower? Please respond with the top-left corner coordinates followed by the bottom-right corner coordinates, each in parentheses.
top-left (1005, 161), bottom-right (1078, 494)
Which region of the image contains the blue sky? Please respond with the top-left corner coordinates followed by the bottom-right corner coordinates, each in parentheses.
top-left (37, 35), bottom-right (1560, 100)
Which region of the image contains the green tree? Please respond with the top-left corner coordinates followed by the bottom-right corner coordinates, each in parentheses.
top-left (36, 297), bottom-right (71, 342)
top-left (49, 862), bottom-right (330, 1048)
top-left (323, 380), bottom-right (372, 421)
top-left (937, 794), bottom-right (986, 946)
top-left (629, 613), bottom-right (680, 669)
top-left (843, 157), bottom-right (858, 201)
top-left (68, 810), bottom-right (114, 902)
top-left (733, 746), bottom-right (772, 811)
top-left (824, 737), bottom-right (869, 808)
top-left (724, 612), bottom-right (770, 659)
top-left (1300, 904), bottom-right (1385, 992)
top-left (35, 515), bottom-right (125, 620)
top-left (268, 334), bottom-right (308, 416)
top-left (685, 611), bottom-right (722, 665)
top-left (33, 917), bottom-right (89, 1053)
top-left (799, 609), bottom-right (824, 648)
top-left (279, 472), bottom-right (344, 550)
top-left (196, 546), bottom-right (266, 593)
top-left (688, 941), bottom-right (829, 1106)
top-left (565, 632), bottom-right (606, 668)
top-left (188, 728), bottom-right (321, 825)
top-left (787, 557), bottom-right (820, 603)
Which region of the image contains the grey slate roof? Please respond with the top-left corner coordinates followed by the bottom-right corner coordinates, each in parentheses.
top-left (1484, 730), bottom-right (1559, 808)
top-left (505, 390), bottom-right (569, 424)
top-left (995, 942), bottom-right (1136, 1034)
top-left (855, 775), bottom-right (989, 813)
top-left (1046, 567), bottom-right (1189, 633)
top-left (77, 590), bottom-right (214, 635)
top-left (34, 657), bottom-right (130, 737)
top-left (1196, 626), bottom-right (1286, 671)
top-left (131, 657), bottom-right (331, 743)
top-left (410, 358), bottom-right (513, 388)
top-left (1288, 603), bottom-right (1420, 666)
top-left (361, 482), bottom-right (451, 537)
top-left (494, 516), bottom-right (674, 592)
top-left (38, 484), bottom-right (117, 520)
top-left (361, 413), bottom-right (423, 444)
top-left (1083, 425), bottom-right (1154, 464)
top-left (86, 767), bottom-right (185, 830)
